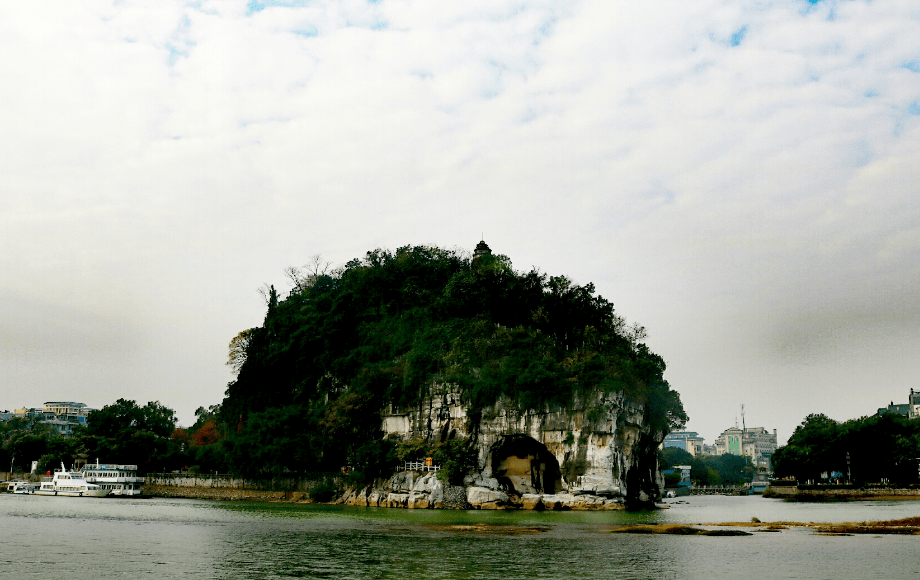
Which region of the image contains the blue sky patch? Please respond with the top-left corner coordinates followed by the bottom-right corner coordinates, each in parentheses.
top-left (730, 27), bottom-right (747, 47)
top-left (909, 102), bottom-right (920, 116)
top-left (292, 26), bottom-right (318, 38)
top-left (902, 61), bottom-right (920, 73)
top-left (247, 0), bottom-right (311, 15)
top-left (165, 15), bottom-right (194, 66)
top-left (846, 140), bottom-right (873, 167)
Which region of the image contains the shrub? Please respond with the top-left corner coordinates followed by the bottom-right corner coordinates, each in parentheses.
top-left (395, 439), bottom-right (430, 463)
top-left (310, 480), bottom-right (337, 503)
top-left (431, 438), bottom-right (478, 485)
top-left (663, 472), bottom-right (681, 487)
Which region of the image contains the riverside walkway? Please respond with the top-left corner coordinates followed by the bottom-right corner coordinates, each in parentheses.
top-left (690, 485), bottom-right (750, 496)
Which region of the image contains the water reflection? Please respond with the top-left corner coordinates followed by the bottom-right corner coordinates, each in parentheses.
top-left (3, 494), bottom-right (920, 579)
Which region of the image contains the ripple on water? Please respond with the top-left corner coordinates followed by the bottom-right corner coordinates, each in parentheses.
top-left (3, 494), bottom-right (920, 579)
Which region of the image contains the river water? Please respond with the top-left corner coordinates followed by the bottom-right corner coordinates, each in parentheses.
top-left (2, 493), bottom-right (918, 579)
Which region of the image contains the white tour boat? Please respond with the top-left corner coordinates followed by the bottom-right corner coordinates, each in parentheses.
top-left (32, 464), bottom-right (109, 497)
top-left (81, 461), bottom-right (145, 496)
top-left (6, 481), bottom-right (36, 494)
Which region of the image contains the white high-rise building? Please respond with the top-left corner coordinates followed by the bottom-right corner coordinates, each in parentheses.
top-left (715, 426), bottom-right (777, 471)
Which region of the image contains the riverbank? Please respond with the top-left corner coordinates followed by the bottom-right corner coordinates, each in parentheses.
top-left (144, 470), bottom-right (634, 509)
top-left (133, 478), bottom-right (920, 507)
top-left (764, 485), bottom-right (920, 501)
top-left (143, 485), bottom-right (315, 502)
top-left (607, 516), bottom-right (920, 535)
top-left (143, 481), bottom-right (629, 510)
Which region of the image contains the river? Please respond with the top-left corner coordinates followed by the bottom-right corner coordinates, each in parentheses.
top-left (2, 493), bottom-right (918, 579)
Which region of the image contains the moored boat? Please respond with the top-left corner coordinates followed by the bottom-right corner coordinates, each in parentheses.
top-left (81, 462), bottom-right (145, 496)
top-left (6, 481), bottom-right (37, 494)
top-left (32, 464), bottom-right (109, 497)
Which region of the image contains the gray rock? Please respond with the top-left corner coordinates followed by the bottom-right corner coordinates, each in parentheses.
top-left (466, 486), bottom-right (508, 507)
top-left (380, 385), bottom-right (664, 506)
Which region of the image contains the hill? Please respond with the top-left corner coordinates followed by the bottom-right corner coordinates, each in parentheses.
top-left (219, 242), bottom-right (686, 504)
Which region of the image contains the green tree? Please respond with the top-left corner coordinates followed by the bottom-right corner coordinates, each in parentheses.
top-left (659, 447), bottom-right (693, 469)
top-left (711, 453), bottom-right (753, 484)
top-left (691, 464), bottom-right (722, 486)
top-left (773, 412), bottom-right (920, 485)
top-left (82, 399), bottom-right (179, 473)
top-left (430, 438), bottom-right (479, 485)
top-left (772, 413), bottom-right (841, 482)
top-left (1, 416), bottom-right (56, 471)
top-left (224, 405), bottom-right (321, 477)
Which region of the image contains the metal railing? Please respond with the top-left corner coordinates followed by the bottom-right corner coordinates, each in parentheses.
top-left (399, 461), bottom-right (441, 472)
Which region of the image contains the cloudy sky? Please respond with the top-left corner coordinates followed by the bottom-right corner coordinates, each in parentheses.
top-left (2, 0), bottom-right (918, 444)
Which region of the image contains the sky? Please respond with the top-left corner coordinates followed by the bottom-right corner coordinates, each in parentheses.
top-left (1, 0), bottom-right (918, 445)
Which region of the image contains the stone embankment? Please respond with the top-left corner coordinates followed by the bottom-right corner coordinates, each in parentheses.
top-left (690, 485), bottom-right (749, 496)
top-left (765, 485), bottom-right (920, 500)
top-left (145, 486), bottom-right (312, 502)
top-left (143, 472), bottom-right (337, 502)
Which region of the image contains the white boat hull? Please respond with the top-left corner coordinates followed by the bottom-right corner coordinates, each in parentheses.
top-left (32, 489), bottom-right (109, 497)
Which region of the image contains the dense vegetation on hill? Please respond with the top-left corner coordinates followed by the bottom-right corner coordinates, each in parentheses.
top-left (772, 412), bottom-right (920, 485)
top-left (217, 243), bottom-right (686, 479)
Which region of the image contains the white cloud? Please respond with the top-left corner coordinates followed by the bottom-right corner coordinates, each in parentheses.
top-left (1, 0), bottom-right (918, 438)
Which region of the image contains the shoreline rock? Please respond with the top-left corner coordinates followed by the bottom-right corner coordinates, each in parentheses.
top-left (144, 471), bottom-right (631, 510)
top-left (335, 473), bottom-right (628, 510)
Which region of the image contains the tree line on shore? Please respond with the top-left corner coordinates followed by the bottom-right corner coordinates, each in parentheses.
top-left (658, 411), bottom-right (920, 488)
top-left (0, 399), bottom-right (217, 475)
top-left (659, 447), bottom-right (754, 486)
top-left (771, 412), bottom-right (920, 485)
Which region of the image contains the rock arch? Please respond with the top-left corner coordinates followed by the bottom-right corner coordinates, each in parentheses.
top-left (489, 434), bottom-right (562, 495)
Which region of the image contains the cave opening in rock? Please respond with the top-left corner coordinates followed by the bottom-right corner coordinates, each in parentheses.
top-left (490, 435), bottom-right (562, 495)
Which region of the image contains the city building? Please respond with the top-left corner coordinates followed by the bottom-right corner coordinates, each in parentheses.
top-left (43, 401), bottom-right (91, 419)
top-left (5, 401), bottom-right (94, 437)
top-left (876, 402), bottom-right (911, 417)
top-left (714, 426), bottom-right (777, 472)
top-left (674, 465), bottom-right (692, 487)
top-left (875, 389), bottom-right (920, 419)
top-left (661, 431), bottom-right (707, 456)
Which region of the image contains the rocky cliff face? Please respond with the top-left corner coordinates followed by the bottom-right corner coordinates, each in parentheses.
top-left (369, 383), bottom-right (665, 509)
